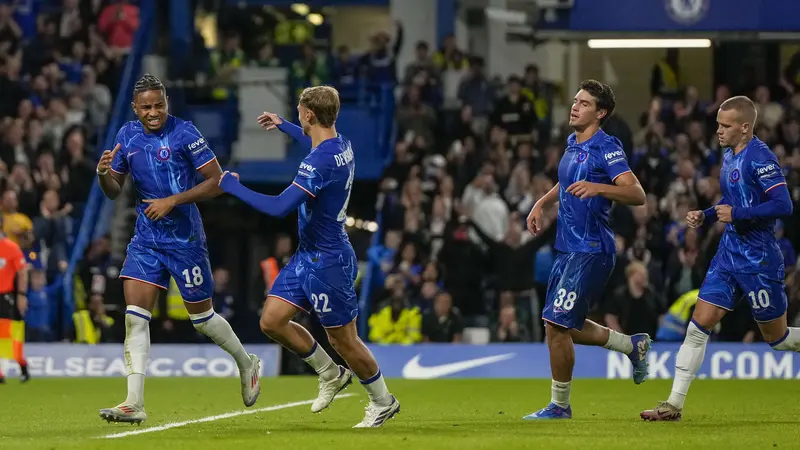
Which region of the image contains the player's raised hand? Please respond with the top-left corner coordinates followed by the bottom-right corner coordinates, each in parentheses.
top-left (142, 197), bottom-right (176, 220)
top-left (97, 143), bottom-right (121, 175)
top-left (566, 180), bottom-right (602, 199)
top-left (714, 204), bottom-right (734, 223)
top-left (526, 203), bottom-right (543, 235)
top-left (686, 210), bottom-right (704, 228)
top-left (257, 112), bottom-right (282, 131)
top-left (218, 170), bottom-right (240, 192)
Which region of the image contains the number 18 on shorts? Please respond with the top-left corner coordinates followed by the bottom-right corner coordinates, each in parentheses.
top-left (542, 252), bottom-right (615, 330)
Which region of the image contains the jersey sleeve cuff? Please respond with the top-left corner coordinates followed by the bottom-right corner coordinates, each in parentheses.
top-left (764, 182), bottom-right (787, 193)
top-left (292, 181), bottom-right (315, 197)
top-left (195, 156), bottom-right (217, 170)
top-left (611, 170), bottom-right (632, 182)
top-left (110, 167), bottom-right (127, 175)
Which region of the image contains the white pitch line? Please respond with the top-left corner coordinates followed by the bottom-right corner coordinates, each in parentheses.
top-left (102, 393), bottom-right (356, 439)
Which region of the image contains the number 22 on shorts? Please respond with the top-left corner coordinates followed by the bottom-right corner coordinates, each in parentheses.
top-left (554, 288), bottom-right (577, 311)
top-left (312, 292), bottom-right (332, 313)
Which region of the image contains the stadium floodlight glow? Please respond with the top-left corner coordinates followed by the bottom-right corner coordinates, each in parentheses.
top-left (586, 39), bottom-right (712, 49)
top-left (306, 13), bottom-right (323, 26)
top-left (291, 3), bottom-right (310, 16)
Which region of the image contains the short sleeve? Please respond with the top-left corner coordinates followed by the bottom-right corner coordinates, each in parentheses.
top-left (110, 127), bottom-right (128, 175)
top-left (11, 242), bottom-right (26, 272)
top-left (181, 122), bottom-right (217, 170)
top-left (750, 157), bottom-right (787, 193)
top-left (601, 144), bottom-right (632, 183)
top-left (292, 154), bottom-right (329, 198)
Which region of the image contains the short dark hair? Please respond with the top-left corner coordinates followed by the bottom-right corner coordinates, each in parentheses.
top-left (133, 74), bottom-right (166, 100)
top-left (720, 95), bottom-right (757, 126)
top-left (580, 79), bottom-right (616, 125)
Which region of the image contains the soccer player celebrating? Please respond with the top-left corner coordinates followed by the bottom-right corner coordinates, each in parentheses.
top-left (524, 80), bottom-right (651, 420)
top-left (96, 74), bottom-right (260, 424)
top-left (641, 96), bottom-right (797, 421)
top-left (218, 86), bottom-right (400, 428)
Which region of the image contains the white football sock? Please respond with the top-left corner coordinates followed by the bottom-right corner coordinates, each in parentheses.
top-left (551, 379), bottom-right (571, 408)
top-left (603, 329), bottom-right (634, 354)
top-left (667, 320), bottom-right (709, 409)
top-left (124, 305), bottom-right (151, 407)
top-left (300, 341), bottom-right (339, 381)
top-left (360, 370), bottom-right (392, 406)
top-left (770, 328), bottom-right (800, 352)
top-left (190, 309), bottom-right (252, 370)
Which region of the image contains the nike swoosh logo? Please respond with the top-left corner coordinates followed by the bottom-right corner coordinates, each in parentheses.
top-left (401, 353), bottom-right (516, 379)
top-left (127, 150), bottom-right (140, 159)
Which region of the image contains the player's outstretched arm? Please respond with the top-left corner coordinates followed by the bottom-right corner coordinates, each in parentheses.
top-left (258, 112), bottom-right (312, 149)
top-left (218, 171), bottom-right (308, 218)
top-left (142, 159), bottom-right (224, 220)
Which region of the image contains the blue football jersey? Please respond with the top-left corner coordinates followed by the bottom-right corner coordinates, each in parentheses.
top-left (110, 115), bottom-right (216, 250)
top-left (715, 137), bottom-right (787, 274)
top-left (291, 135), bottom-right (355, 257)
top-left (554, 129), bottom-right (632, 254)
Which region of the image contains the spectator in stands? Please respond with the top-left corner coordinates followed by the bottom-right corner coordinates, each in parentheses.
top-left (403, 41), bottom-right (436, 87)
top-left (490, 75), bottom-right (536, 143)
top-left (97, 0), bottom-right (139, 54)
top-left (650, 48), bottom-right (681, 100)
top-left (1, 189), bottom-right (32, 247)
top-left (359, 22), bottom-right (403, 84)
top-left (24, 268), bottom-right (53, 342)
top-left (291, 41), bottom-right (328, 97)
top-left (368, 274), bottom-right (421, 344)
top-left (458, 56), bottom-right (494, 124)
top-left (421, 291), bottom-right (463, 343)
top-left (492, 303), bottom-right (530, 343)
top-left (606, 261), bottom-right (665, 337)
top-left (210, 31), bottom-right (244, 100)
top-left (250, 41), bottom-right (280, 68)
top-left (432, 33), bottom-right (468, 72)
top-left (396, 85), bottom-right (436, 145)
top-left (80, 66), bottom-right (112, 129)
top-left (438, 216), bottom-right (485, 322)
top-left (33, 188), bottom-right (70, 278)
top-left (60, 126), bottom-right (95, 210)
top-left (330, 45), bottom-right (358, 98)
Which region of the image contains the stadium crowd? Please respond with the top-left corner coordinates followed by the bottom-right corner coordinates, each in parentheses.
top-left (0, 0), bottom-right (136, 342)
top-left (365, 44), bottom-right (800, 345)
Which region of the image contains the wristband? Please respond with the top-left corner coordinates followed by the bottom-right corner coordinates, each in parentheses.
top-left (17, 293), bottom-right (27, 297)
top-left (97, 168), bottom-right (109, 176)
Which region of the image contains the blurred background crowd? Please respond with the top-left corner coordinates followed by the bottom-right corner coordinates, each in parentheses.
top-left (1, 1), bottom-right (798, 363)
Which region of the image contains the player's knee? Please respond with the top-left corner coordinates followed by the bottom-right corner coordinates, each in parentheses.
top-left (259, 314), bottom-right (283, 336)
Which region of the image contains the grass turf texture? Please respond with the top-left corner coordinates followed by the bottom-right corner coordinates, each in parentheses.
top-left (2, 378), bottom-right (799, 449)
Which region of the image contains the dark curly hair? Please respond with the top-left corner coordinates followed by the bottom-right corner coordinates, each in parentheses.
top-left (133, 73), bottom-right (166, 100)
top-left (580, 79), bottom-right (616, 125)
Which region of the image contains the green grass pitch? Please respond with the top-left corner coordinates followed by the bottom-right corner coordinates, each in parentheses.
top-left (2, 378), bottom-right (799, 449)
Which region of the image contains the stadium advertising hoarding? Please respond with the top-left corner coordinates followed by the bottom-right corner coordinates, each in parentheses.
top-left (3, 343), bottom-right (799, 380)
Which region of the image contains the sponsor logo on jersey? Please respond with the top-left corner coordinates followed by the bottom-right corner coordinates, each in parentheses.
top-left (156, 146), bottom-right (172, 162)
top-left (604, 150), bottom-right (625, 160)
top-left (188, 137), bottom-right (208, 155)
top-left (757, 164), bottom-right (777, 177)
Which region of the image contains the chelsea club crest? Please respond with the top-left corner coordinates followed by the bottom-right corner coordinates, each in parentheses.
top-left (665, 0), bottom-right (708, 25)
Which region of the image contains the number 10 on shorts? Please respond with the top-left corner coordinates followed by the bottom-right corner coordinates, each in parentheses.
top-left (554, 288), bottom-right (577, 311)
top-left (312, 293), bottom-right (332, 313)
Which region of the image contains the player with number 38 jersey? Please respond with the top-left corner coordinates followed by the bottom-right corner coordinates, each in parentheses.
top-left (219, 86), bottom-right (400, 429)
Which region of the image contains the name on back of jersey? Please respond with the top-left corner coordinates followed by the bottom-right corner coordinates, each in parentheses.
top-left (604, 149), bottom-right (626, 166)
top-left (334, 147), bottom-right (354, 167)
top-left (188, 137), bottom-right (208, 155)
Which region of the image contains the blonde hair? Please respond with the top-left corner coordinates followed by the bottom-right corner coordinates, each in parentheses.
top-left (299, 86), bottom-right (340, 128)
top-left (720, 95), bottom-right (757, 127)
